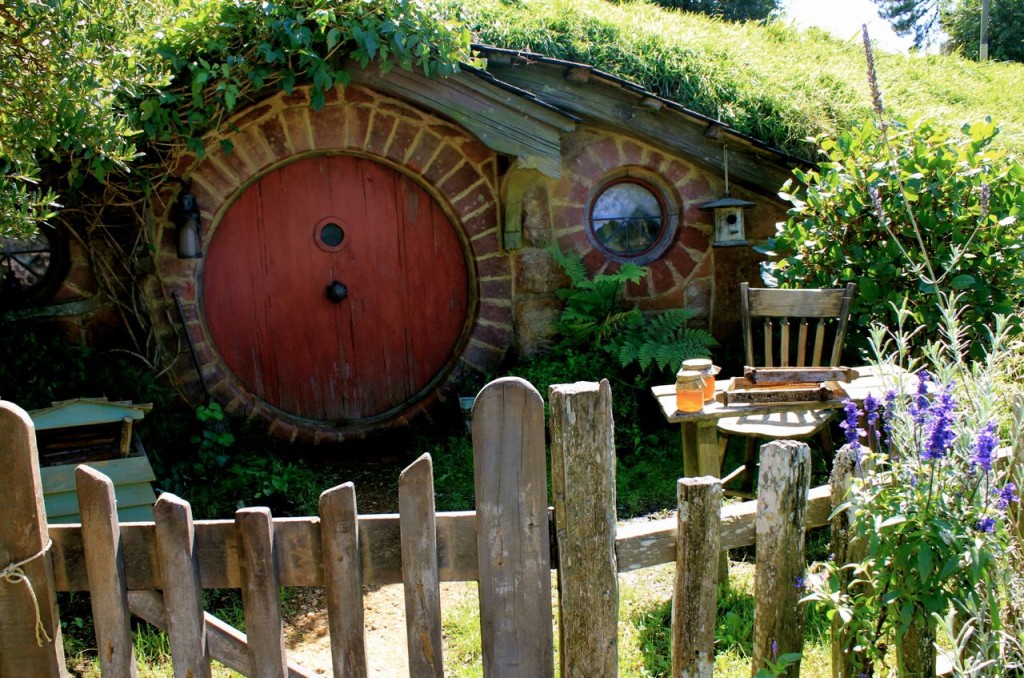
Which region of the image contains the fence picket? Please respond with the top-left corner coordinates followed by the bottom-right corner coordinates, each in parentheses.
top-left (0, 402), bottom-right (66, 676)
top-left (672, 476), bottom-right (722, 678)
top-left (75, 466), bottom-right (138, 677)
top-left (236, 507), bottom-right (288, 678)
top-left (154, 492), bottom-right (212, 678)
top-left (830, 445), bottom-right (868, 678)
top-left (319, 482), bottom-right (368, 678)
top-left (549, 380), bottom-right (618, 678)
top-left (398, 454), bottom-right (444, 678)
top-left (473, 377), bottom-right (553, 678)
top-left (753, 440), bottom-right (812, 676)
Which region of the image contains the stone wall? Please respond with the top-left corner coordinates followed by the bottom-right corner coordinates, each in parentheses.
top-left (509, 125), bottom-right (789, 354)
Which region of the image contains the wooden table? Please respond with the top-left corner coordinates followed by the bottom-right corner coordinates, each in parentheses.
top-left (652, 365), bottom-right (911, 478)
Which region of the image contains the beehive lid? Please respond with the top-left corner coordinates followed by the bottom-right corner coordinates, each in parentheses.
top-left (28, 398), bottom-right (152, 431)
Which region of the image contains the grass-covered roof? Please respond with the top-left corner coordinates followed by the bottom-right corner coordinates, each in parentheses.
top-left (461, 0), bottom-right (1024, 160)
top-left (6, 0), bottom-right (1024, 236)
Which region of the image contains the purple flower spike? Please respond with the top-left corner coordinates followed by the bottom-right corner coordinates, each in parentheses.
top-left (840, 399), bottom-right (864, 447)
top-left (971, 421), bottom-right (998, 473)
top-left (999, 482), bottom-right (1018, 510)
top-left (976, 516), bottom-right (997, 533)
top-left (922, 388), bottom-right (956, 461)
top-left (910, 371), bottom-right (931, 426)
top-left (882, 389), bottom-right (897, 440)
top-left (864, 393), bottom-right (879, 426)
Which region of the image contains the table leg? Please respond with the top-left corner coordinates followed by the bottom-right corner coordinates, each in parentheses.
top-left (681, 421), bottom-right (722, 478)
top-left (681, 421), bottom-right (730, 586)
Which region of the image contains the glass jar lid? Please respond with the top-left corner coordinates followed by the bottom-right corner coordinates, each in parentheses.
top-left (676, 369), bottom-right (702, 383)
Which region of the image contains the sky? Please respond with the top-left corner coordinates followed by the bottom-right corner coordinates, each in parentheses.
top-left (779, 0), bottom-right (916, 53)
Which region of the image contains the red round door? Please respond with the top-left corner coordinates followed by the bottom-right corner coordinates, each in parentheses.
top-left (202, 154), bottom-right (469, 424)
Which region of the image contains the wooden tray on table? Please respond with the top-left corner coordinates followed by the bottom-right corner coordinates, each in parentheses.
top-left (716, 377), bottom-right (849, 407)
top-left (742, 366), bottom-right (859, 384)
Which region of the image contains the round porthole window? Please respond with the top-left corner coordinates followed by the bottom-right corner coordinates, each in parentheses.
top-left (587, 178), bottom-right (675, 264)
top-left (314, 217), bottom-right (348, 252)
top-left (0, 225), bottom-right (67, 307)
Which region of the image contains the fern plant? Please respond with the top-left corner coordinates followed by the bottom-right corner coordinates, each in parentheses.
top-left (616, 308), bottom-right (716, 373)
top-left (549, 248), bottom-right (715, 376)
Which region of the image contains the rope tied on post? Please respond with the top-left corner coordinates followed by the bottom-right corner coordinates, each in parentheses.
top-left (1, 539), bottom-right (54, 646)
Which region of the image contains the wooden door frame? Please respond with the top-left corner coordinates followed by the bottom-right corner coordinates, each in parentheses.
top-left (152, 85), bottom-right (511, 444)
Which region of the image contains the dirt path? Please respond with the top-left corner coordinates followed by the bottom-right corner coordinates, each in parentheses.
top-left (284, 582), bottom-right (478, 676)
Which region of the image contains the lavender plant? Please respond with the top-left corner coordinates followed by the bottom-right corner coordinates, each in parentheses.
top-left (796, 23), bottom-right (1024, 677)
top-left (808, 300), bottom-right (1023, 676)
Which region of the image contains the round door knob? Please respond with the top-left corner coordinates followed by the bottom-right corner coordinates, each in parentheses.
top-left (325, 281), bottom-right (348, 303)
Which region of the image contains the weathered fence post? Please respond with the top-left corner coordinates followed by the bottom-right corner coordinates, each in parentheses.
top-left (753, 440), bottom-right (812, 677)
top-left (319, 482), bottom-right (368, 678)
top-left (549, 380), bottom-right (618, 678)
top-left (0, 401), bottom-right (67, 676)
top-left (830, 444), bottom-right (867, 678)
top-left (473, 377), bottom-right (552, 678)
top-left (672, 476), bottom-right (722, 678)
top-left (236, 507), bottom-right (288, 678)
top-left (154, 492), bottom-right (213, 678)
top-left (398, 454), bottom-right (444, 678)
top-left (76, 466), bottom-right (138, 676)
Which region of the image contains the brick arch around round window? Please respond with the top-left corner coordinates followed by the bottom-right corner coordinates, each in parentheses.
top-left (552, 128), bottom-right (718, 313)
top-left (150, 85), bottom-right (510, 443)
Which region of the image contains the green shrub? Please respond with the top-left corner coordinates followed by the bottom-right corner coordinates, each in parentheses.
top-left (550, 247), bottom-right (715, 374)
top-left (766, 116), bottom-right (1024, 356)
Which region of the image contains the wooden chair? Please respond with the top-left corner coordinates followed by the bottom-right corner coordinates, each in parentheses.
top-left (718, 282), bottom-right (857, 494)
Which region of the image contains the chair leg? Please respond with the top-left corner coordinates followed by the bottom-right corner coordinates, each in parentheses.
top-left (819, 425), bottom-right (835, 473)
top-left (741, 437), bottom-right (758, 495)
top-left (718, 433), bottom-right (730, 467)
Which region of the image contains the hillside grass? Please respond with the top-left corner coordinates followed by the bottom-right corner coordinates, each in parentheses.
top-left (460, 0), bottom-right (1024, 159)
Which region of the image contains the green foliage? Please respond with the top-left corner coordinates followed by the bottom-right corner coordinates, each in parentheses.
top-left (806, 305), bottom-right (1024, 674)
top-left (0, 0), bottom-right (471, 236)
top-left (621, 565), bottom-right (831, 676)
top-left (942, 0), bottom-right (1024, 63)
top-left (766, 116), bottom-right (1024, 356)
top-left (166, 417), bottom-right (321, 518)
top-left (464, 0), bottom-right (1024, 160)
top-left (550, 247), bottom-right (714, 374)
top-left (192, 401), bottom-right (235, 460)
top-left (135, 0), bottom-right (472, 154)
top-left (872, 0), bottom-right (943, 48)
top-left (649, 0), bottom-right (780, 22)
top-left (0, 0), bottom-right (166, 236)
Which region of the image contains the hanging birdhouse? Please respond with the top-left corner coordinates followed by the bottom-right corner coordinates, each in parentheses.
top-left (698, 146), bottom-right (757, 245)
top-left (699, 196), bottom-right (757, 244)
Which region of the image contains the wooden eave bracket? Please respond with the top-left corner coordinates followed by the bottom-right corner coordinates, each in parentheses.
top-left (346, 62), bottom-right (576, 180)
top-left (501, 162), bottom-right (546, 250)
top-left (483, 61), bottom-right (799, 196)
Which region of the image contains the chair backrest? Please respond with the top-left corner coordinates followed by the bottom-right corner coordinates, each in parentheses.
top-left (739, 282), bottom-right (857, 368)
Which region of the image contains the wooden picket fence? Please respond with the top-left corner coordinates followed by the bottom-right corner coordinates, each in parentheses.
top-left (0, 377), bottom-right (847, 678)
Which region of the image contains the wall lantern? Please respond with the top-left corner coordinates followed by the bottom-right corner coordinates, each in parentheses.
top-left (176, 191), bottom-right (203, 259)
top-left (697, 146), bottom-right (756, 246)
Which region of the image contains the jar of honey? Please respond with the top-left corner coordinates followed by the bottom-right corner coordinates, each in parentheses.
top-left (682, 358), bottom-right (717, 403)
top-left (676, 369), bottom-right (704, 413)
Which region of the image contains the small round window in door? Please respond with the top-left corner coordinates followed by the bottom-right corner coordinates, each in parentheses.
top-left (202, 155), bottom-right (470, 424)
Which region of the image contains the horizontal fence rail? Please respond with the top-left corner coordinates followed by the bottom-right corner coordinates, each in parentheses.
top-left (47, 489), bottom-right (835, 591)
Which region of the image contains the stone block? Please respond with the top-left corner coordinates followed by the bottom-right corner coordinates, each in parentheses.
top-left (515, 248), bottom-right (570, 295)
top-left (514, 298), bottom-right (563, 354)
top-left (386, 120), bottom-right (421, 165)
top-left (259, 116), bottom-right (289, 159)
top-left (365, 112), bottom-right (396, 157)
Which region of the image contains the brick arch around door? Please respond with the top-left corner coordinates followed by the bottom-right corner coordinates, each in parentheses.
top-left (153, 85), bottom-right (509, 443)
